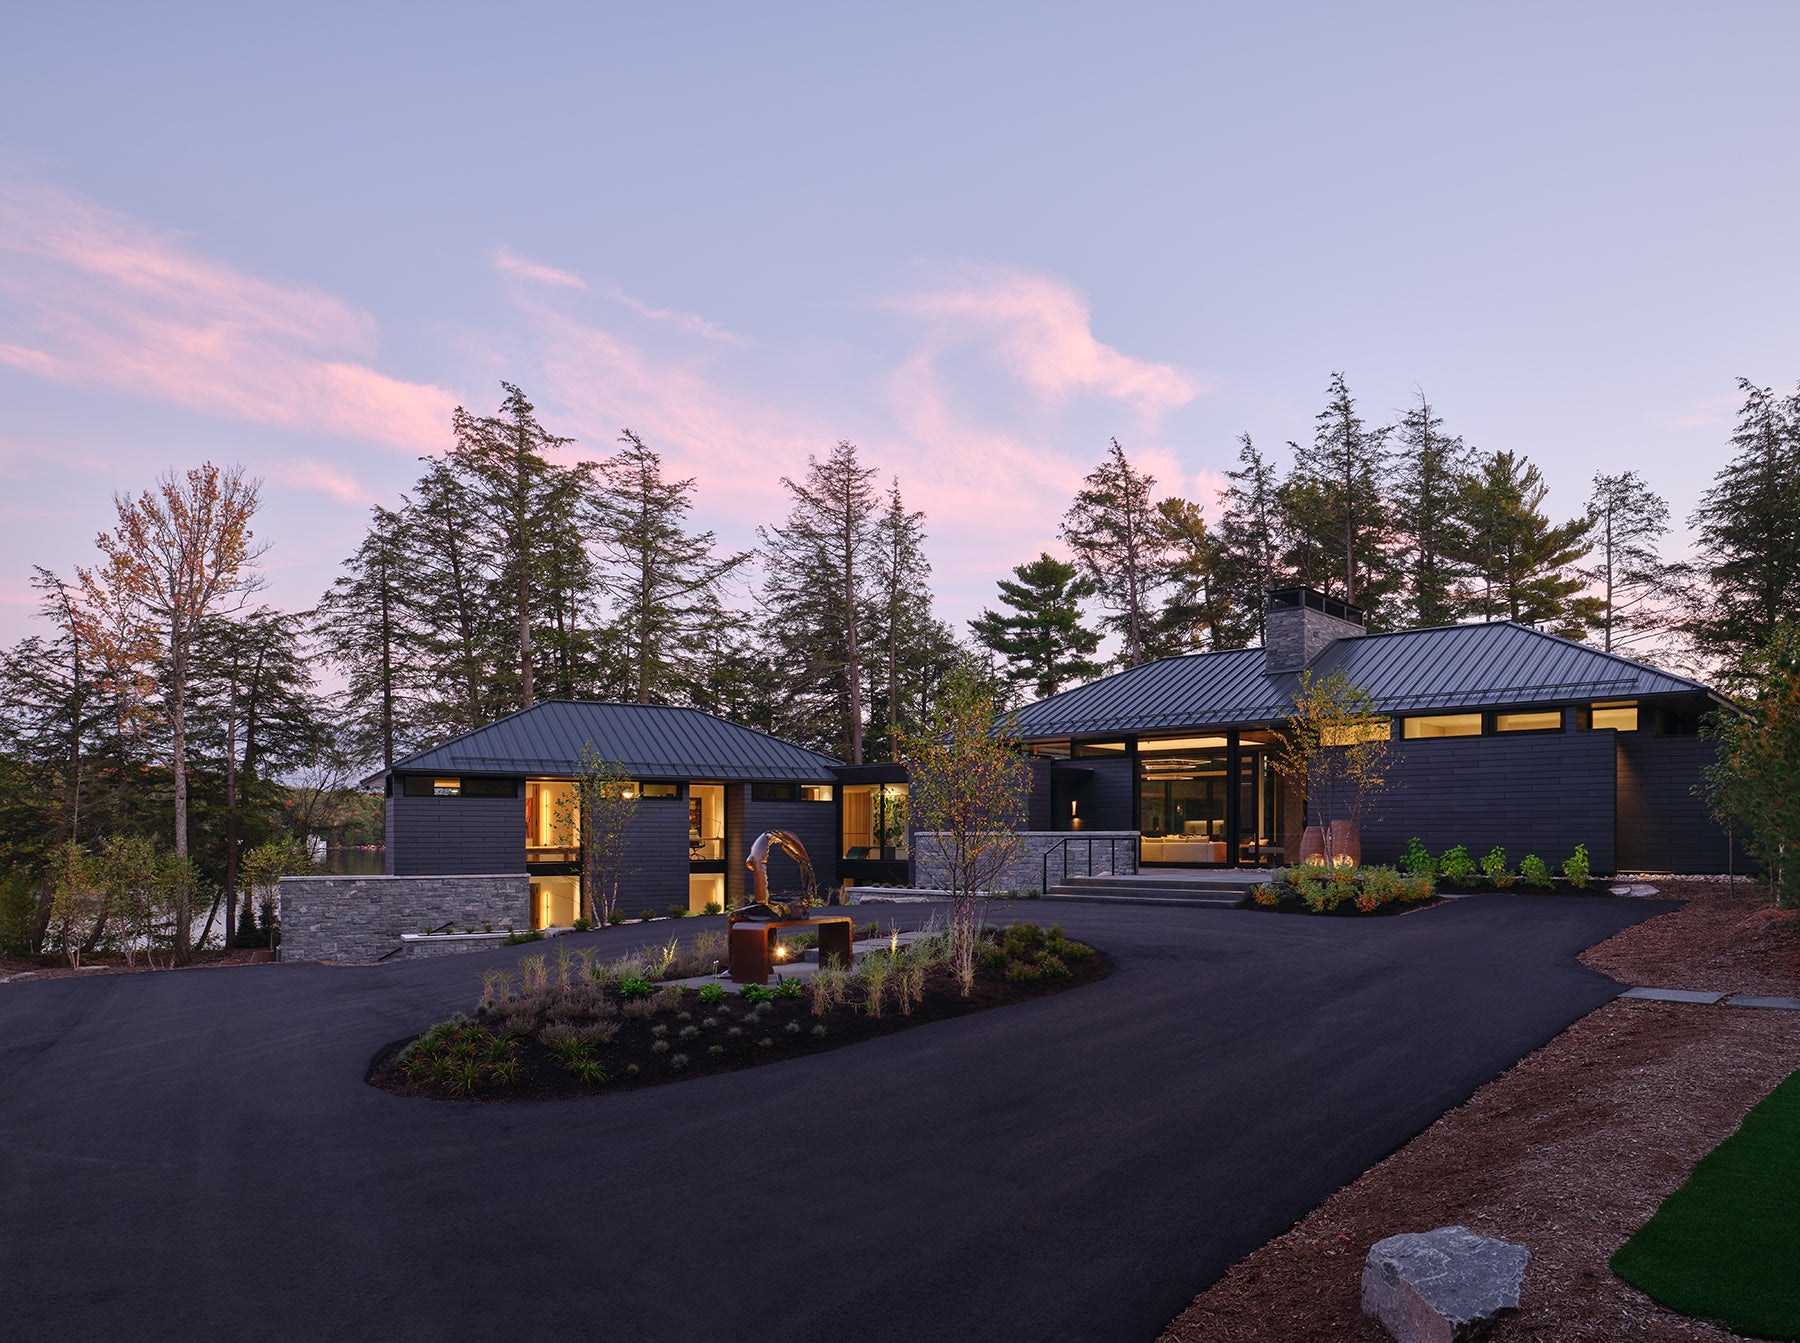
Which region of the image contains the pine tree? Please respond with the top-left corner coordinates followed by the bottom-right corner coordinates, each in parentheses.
top-left (969, 554), bottom-right (1103, 700)
top-left (591, 430), bottom-right (749, 706)
top-left (1212, 434), bottom-right (1286, 645)
top-left (1458, 451), bottom-right (1598, 635)
top-left (314, 505), bottom-right (418, 772)
top-left (1145, 496), bottom-right (1241, 655)
top-left (533, 460), bottom-right (604, 702)
top-left (403, 459), bottom-right (500, 737)
top-left (1583, 471), bottom-right (1677, 656)
top-left (1689, 379), bottom-right (1800, 666)
top-left (758, 441), bottom-right (880, 762)
top-left (1060, 439), bottom-right (1163, 667)
top-left (1389, 391), bottom-right (1473, 628)
top-left (865, 479), bottom-right (940, 761)
top-left (447, 384), bottom-right (574, 712)
top-left (1286, 374), bottom-right (1395, 616)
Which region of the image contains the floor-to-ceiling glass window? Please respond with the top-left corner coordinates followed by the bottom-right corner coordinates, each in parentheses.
top-left (688, 783), bottom-right (726, 912)
top-left (1137, 737), bottom-right (1230, 865)
top-left (525, 778), bottom-right (580, 926)
top-left (1235, 730), bottom-right (1285, 866)
top-left (842, 783), bottom-right (909, 860)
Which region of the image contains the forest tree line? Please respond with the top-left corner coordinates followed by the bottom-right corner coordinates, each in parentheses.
top-left (4, 372), bottom-right (1800, 956)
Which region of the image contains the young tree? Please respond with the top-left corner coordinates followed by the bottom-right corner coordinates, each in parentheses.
top-left (1689, 379), bottom-right (1800, 667)
top-left (238, 838), bottom-right (312, 950)
top-left (1212, 434), bottom-right (1286, 645)
top-left (1389, 391), bottom-right (1473, 628)
top-left (1457, 450), bottom-right (1598, 636)
top-left (969, 554), bottom-right (1103, 700)
top-left (78, 463), bottom-right (265, 961)
top-left (47, 840), bottom-right (104, 970)
top-left (315, 506), bottom-right (418, 772)
top-left (592, 430), bottom-right (749, 705)
top-left (900, 661), bottom-right (1032, 992)
top-left (1583, 471), bottom-right (1678, 656)
top-left (1061, 438), bottom-right (1163, 667)
top-left (557, 746), bottom-right (639, 924)
top-left (1286, 374), bottom-right (1394, 617)
top-left (1270, 670), bottom-right (1393, 867)
top-left (758, 440), bottom-right (880, 761)
top-left (1702, 623), bottom-right (1800, 907)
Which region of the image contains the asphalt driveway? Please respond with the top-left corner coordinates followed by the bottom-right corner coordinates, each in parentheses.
top-left (0, 894), bottom-right (1666, 1343)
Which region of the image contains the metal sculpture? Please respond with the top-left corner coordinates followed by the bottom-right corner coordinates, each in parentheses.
top-left (735, 829), bottom-right (817, 922)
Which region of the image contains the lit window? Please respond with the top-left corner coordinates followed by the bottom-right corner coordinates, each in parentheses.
top-left (1320, 721), bottom-right (1391, 746)
top-left (432, 777), bottom-right (461, 796)
top-left (1072, 741), bottom-right (1127, 757)
top-left (1495, 711), bottom-right (1563, 733)
top-left (1403, 714), bottom-right (1483, 739)
top-left (801, 784), bottom-right (833, 803)
top-left (1591, 701), bottom-right (1639, 731)
top-left (1139, 735), bottom-right (1229, 752)
top-left (842, 783), bottom-right (909, 859)
top-left (639, 782), bottom-right (679, 799)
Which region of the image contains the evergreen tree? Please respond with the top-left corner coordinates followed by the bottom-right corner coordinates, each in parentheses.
top-left (591, 430), bottom-right (749, 706)
top-left (758, 441), bottom-right (880, 761)
top-left (969, 554), bottom-right (1103, 700)
top-left (314, 505), bottom-right (418, 772)
top-left (1689, 379), bottom-right (1800, 666)
top-left (1458, 450), bottom-right (1598, 635)
top-left (1212, 434), bottom-right (1286, 645)
top-left (1389, 390), bottom-right (1473, 628)
top-left (865, 479), bottom-right (939, 761)
top-left (1583, 471), bottom-right (1677, 656)
top-left (1145, 496), bottom-right (1239, 655)
top-left (403, 459), bottom-right (501, 737)
top-left (1060, 439), bottom-right (1163, 667)
top-left (1285, 374), bottom-right (1395, 617)
top-left (447, 383), bottom-right (574, 712)
top-left (533, 459), bottom-right (604, 702)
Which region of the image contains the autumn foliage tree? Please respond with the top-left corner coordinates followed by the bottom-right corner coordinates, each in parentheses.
top-left (78, 463), bottom-right (264, 961)
top-left (1271, 670), bottom-right (1393, 866)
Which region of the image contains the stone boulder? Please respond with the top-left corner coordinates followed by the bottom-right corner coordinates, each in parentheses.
top-left (1361, 1226), bottom-right (1530, 1343)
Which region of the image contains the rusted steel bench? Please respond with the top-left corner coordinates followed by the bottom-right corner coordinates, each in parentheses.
top-left (727, 916), bottom-right (854, 985)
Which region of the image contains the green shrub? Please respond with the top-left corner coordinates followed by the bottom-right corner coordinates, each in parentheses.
top-left (1520, 854), bottom-right (1554, 888)
top-left (696, 982), bottom-right (726, 1006)
top-left (618, 975), bottom-right (655, 999)
top-left (606, 909), bottom-right (626, 925)
top-left (739, 983), bottom-right (775, 1005)
top-left (1401, 837), bottom-right (1436, 877)
top-left (669, 903), bottom-right (691, 919)
top-left (0, 873), bottom-right (38, 956)
top-left (1439, 844), bottom-right (1478, 885)
top-left (1005, 959), bottom-right (1042, 984)
top-left (571, 917), bottom-right (592, 932)
top-left (1356, 865), bottom-right (1406, 912)
top-left (1289, 867), bottom-right (1327, 906)
top-left (773, 976), bottom-right (806, 999)
top-left (702, 900), bottom-right (723, 915)
top-left (502, 929), bottom-right (543, 946)
top-left (1563, 843), bottom-right (1591, 889)
top-left (1480, 846), bottom-right (1513, 888)
top-left (1402, 873), bottom-right (1434, 903)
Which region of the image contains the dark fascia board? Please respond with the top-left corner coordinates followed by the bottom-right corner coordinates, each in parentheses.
top-left (831, 763), bottom-right (909, 783)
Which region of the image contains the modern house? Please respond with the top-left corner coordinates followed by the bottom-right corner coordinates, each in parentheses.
top-left (283, 588), bottom-right (1735, 962)
top-left (1014, 589), bottom-right (1735, 875)
top-left (378, 701), bottom-right (911, 924)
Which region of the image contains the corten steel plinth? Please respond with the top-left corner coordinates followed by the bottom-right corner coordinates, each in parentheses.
top-left (727, 916), bottom-right (855, 985)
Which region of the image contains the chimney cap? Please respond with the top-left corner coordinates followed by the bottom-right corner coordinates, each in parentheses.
top-left (1267, 587), bottom-right (1365, 628)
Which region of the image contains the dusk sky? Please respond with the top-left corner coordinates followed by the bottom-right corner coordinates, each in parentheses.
top-left (3, 2), bottom-right (1797, 647)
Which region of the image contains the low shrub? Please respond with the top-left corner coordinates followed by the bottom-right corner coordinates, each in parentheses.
top-left (618, 975), bottom-right (655, 1000)
top-left (1563, 843), bottom-right (1591, 889)
top-left (1439, 844), bottom-right (1479, 886)
top-left (571, 917), bottom-right (592, 932)
top-left (502, 929), bottom-right (543, 946)
top-left (696, 982), bottom-right (726, 1006)
top-left (669, 904), bottom-right (691, 919)
top-left (636, 908), bottom-right (657, 923)
top-left (1520, 853), bottom-right (1554, 888)
top-left (702, 900), bottom-right (723, 915)
top-left (606, 909), bottom-right (625, 926)
top-left (1480, 846), bottom-right (1513, 888)
top-left (773, 976), bottom-right (806, 1000)
top-left (739, 983), bottom-right (775, 1005)
top-left (1401, 837), bottom-right (1436, 877)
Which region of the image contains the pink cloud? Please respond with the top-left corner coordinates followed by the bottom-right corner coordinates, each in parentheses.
top-left (888, 264), bottom-right (1203, 419)
top-left (606, 286), bottom-right (745, 345)
top-left (274, 457), bottom-right (374, 505)
top-left (492, 245), bottom-right (587, 290)
top-left (0, 176), bottom-right (456, 451)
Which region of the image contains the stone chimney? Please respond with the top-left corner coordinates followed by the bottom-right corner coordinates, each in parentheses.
top-left (1264, 587), bottom-right (1366, 673)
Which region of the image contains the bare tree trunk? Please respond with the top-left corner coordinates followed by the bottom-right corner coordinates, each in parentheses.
top-left (170, 621), bottom-right (192, 962)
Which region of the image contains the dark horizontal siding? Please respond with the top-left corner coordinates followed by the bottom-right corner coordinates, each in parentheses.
top-left (615, 796), bottom-right (688, 916)
top-left (387, 793), bottom-right (526, 877)
top-left (1616, 734), bottom-right (1737, 874)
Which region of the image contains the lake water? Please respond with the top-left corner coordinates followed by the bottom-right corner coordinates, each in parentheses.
top-left (319, 848), bottom-right (386, 876)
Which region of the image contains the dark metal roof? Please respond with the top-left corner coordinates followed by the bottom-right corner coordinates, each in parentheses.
top-left (1014, 621), bottom-right (1720, 738)
top-left (386, 701), bottom-right (842, 782)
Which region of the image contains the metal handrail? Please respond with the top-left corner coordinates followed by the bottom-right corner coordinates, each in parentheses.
top-left (1041, 834), bottom-right (1133, 892)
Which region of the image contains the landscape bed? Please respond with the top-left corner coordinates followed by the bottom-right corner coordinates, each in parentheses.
top-left (368, 921), bottom-right (1108, 1102)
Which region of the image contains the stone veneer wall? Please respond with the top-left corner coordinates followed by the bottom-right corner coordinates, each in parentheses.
top-left (279, 874), bottom-right (529, 964)
top-left (911, 831), bottom-right (1138, 894)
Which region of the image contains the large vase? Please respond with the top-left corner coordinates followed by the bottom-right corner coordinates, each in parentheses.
top-left (1298, 825), bottom-right (1327, 866)
top-left (1328, 821), bottom-right (1362, 868)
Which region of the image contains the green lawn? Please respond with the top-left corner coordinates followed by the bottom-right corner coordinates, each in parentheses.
top-left (1612, 1067), bottom-right (1800, 1340)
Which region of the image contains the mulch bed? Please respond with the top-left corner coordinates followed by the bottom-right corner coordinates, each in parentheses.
top-left (369, 950), bottom-right (1111, 1103)
top-left (1159, 880), bottom-right (1800, 1343)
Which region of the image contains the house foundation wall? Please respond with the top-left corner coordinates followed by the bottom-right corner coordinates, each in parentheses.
top-left (913, 830), bottom-right (1139, 894)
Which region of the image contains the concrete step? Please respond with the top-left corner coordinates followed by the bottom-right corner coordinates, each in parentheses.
top-left (1057, 873), bottom-right (1263, 894)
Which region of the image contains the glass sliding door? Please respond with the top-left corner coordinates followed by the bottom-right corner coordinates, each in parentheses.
top-left (1137, 737), bottom-right (1229, 865)
top-left (1235, 731), bottom-right (1285, 866)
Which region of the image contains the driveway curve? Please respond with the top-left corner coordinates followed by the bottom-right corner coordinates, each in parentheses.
top-left (0, 894), bottom-right (1666, 1343)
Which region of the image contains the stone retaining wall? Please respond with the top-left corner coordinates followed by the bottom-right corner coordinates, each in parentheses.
top-left (279, 874), bottom-right (529, 964)
top-left (911, 831), bottom-right (1138, 895)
